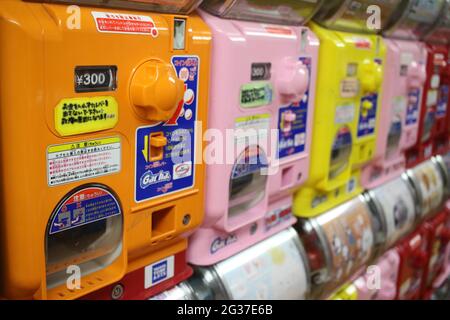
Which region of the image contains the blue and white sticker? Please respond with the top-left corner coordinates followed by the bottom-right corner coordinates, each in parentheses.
top-left (135, 56), bottom-right (199, 202)
top-left (437, 85), bottom-right (449, 117)
top-left (49, 186), bottom-right (121, 235)
top-left (357, 59), bottom-right (381, 138)
top-left (277, 56), bottom-right (311, 159)
top-left (406, 88), bottom-right (421, 125)
top-left (357, 93), bottom-right (378, 138)
top-left (145, 256), bottom-right (175, 288)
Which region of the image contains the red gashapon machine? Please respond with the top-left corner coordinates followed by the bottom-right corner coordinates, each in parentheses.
top-left (419, 209), bottom-right (450, 299)
top-left (395, 157), bottom-right (446, 299)
top-left (404, 0), bottom-right (449, 167)
top-left (395, 228), bottom-right (429, 299)
top-left (424, 1), bottom-right (450, 155)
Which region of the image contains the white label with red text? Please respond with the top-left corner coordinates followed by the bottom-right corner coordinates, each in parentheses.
top-left (92, 11), bottom-right (158, 37)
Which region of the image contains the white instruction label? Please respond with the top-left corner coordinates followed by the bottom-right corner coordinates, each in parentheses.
top-left (335, 104), bottom-right (355, 124)
top-left (47, 137), bottom-right (121, 186)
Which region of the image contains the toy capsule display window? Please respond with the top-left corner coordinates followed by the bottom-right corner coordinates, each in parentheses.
top-left (296, 196), bottom-right (375, 299)
top-left (361, 1), bottom-right (433, 189)
top-left (364, 174), bottom-right (418, 254)
top-left (395, 228), bottom-right (430, 300)
top-left (187, 0), bottom-right (320, 266)
top-left (437, 152), bottom-right (450, 196)
top-left (419, 210), bottom-right (450, 299)
top-left (191, 228), bottom-right (310, 300)
top-left (200, 0), bottom-right (324, 26)
top-left (293, 0), bottom-right (393, 217)
top-left (311, 0), bottom-right (403, 34)
top-left (424, 1), bottom-right (450, 155)
top-left (398, 0), bottom-right (450, 167)
top-left (405, 158), bottom-right (445, 220)
top-left (353, 249), bottom-right (401, 300)
top-left (0, 0), bottom-right (210, 300)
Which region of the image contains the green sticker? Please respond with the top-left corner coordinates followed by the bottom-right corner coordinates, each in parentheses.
top-left (240, 82), bottom-right (273, 108)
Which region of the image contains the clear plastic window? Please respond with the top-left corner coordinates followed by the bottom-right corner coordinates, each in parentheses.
top-left (315, 197), bottom-right (374, 295)
top-left (425, 4), bottom-right (450, 44)
top-left (201, 0), bottom-right (323, 25)
top-left (410, 161), bottom-right (445, 216)
top-left (313, 0), bottom-right (403, 34)
top-left (329, 126), bottom-right (352, 180)
top-left (295, 219), bottom-right (328, 291)
top-left (384, 0), bottom-right (446, 40)
top-left (25, 0), bottom-right (202, 14)
top-left (228, 146), bottom-right (268, 218)
top-left (421, 107), bottom-right (435, 142)
top-left (370, 177), bottom-right (416, 248)
top-left (214, 228), bottom-right (309, 300)
top-left (443, 152), bottom-right (450, 183)
top-left (46, 186), bottom-right (123, 289)
top-left (386, 115), bottom-right (402, 158)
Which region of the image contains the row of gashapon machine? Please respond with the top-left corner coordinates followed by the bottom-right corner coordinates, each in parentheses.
top-left (0, 0), bottom-right (449, 300)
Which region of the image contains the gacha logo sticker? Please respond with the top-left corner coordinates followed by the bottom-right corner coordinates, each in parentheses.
top-left (210, 234), bottom-right (238, 254)
top-left (140, 170), bottom-right (171, 189)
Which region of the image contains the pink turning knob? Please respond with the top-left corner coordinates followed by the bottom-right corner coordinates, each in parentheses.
top-left (278, 57), bottom-right (309, 103)
top-left (407, 61), bottom-right (426, 88)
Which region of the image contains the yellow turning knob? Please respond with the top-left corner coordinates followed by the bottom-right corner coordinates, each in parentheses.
top-left (360, 59), bottom-right (382, 93)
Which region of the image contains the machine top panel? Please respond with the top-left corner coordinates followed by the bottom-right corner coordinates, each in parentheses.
top-left (200, 0), bottom-right (324, 26)
top-left (24, 0), bottom-right (203, 14)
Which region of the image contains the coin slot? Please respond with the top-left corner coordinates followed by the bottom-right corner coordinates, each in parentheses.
top-left (150, 132), bottom-right (167, 161)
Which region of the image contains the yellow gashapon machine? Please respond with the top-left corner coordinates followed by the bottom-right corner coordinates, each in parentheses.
top-left (0, 0), bottom-right (211, 300)
top-left (329, 284), bottom-right (358, 300)
top-left (293, 0), bottom-right (401, 217)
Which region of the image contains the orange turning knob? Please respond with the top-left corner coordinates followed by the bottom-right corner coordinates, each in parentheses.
top-left (131, 60), bottom-right (185, 122)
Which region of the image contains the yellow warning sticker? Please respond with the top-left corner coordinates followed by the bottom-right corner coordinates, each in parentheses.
top-left (55, 96), bottom-right (118, 136)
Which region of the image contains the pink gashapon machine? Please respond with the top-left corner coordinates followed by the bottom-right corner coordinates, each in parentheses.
top-left (188, 0), bottom-right (321, 265)
top-left (353, 249), bottom-right (401, 300)
top-left (361, 1), bottom-right (433, 189)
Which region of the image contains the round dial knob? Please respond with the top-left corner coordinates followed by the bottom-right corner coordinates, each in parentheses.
top-left (278, 57), bottom-right (309, 103)
top-left (360, 59), bottom-right (382, 93)
top-left (407, 61), bottom-right (426, 88)
top-left (131, 60), bottom-right (185, 122)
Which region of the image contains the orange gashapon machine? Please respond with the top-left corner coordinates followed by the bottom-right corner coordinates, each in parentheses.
top-left (0, 0), bottom-right (211, 300)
